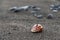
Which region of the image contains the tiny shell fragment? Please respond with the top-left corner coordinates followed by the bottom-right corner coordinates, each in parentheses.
top-left (31, 24), bottom-right (43, 33)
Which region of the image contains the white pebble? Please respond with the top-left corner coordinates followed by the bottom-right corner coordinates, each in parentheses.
top-left (9, 7), bottom-right (17, 11)
top-left (52, 10), bottom-right (58, 12)
top-left (36, 15), bottom-right (43, 18)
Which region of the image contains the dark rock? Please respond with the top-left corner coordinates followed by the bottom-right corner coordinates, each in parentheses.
top-left (50, 4), bottom-right (60, 11)
top-left (29, 5), bottom-right (36, 8)
top-left (47, 14), bottom-right (54, 19)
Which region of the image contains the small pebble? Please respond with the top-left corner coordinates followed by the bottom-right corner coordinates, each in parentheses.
top-left (19, 6), bottom-right (30, 11)
top-left (52, 10), bottom-right (58, 12)
top-left (31, 11), bottom-right (38, 16)
top-left (50, 4), bottom-right (60, 12)
top-left (36, 15), bottom-right (43, 19)
top-left (32, 7), bottom-right (41, 11)
top-left (8, 32), bottom-right (12, 34)
top-left (30, 5), bottom-right (36, 8)
top-left (9, 6), bottom-right (30, 12)
top-left (50, 5), bottom-right (54, 10)
top-left (9, 7), bottom-right (17, 11)
top-left (47, 14), bottom-right (54, 19)
top-left (50, 5), bottom-right (55, 7)
top-left (31, 11), bottom-right (37, 14)
top-left (13, 8), bottom-right (24, 12)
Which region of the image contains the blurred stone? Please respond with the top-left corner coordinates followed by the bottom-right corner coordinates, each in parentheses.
top-left (9, 5), bottom-right (41, 13)
top-left (9, 7), bottom-right (17, 11)
top-left (31, 7), bottom-right (41, 11)
top-left (50, 4), bottom-right (60, 12)
top-left (31, 11), bottom-right (37, 14)
top-left (18, 6), bottom-right (30, 11)
top-left (50, 4), bottom-right (55, 10)
top-left (36, 15), bottom-right (43, 19)
top-left (50, 5), bottom-right (55, 7)
top-left (52, 10), bottom-right (58, 13)
top-left (31, 11), bottom-right (37, 16)
top-left (9, 6), bottom-right (30, 12)
top-left (8, 32), bottom-right (12, 34)
top-left (30, 5), bottom-right (36, 9)
top-left (13, 8), bottom-right (24, 12)
top-left (47, 14), bottom-right (54, 19)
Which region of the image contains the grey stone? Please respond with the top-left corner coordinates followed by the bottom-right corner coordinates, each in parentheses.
top-left (31, 11), bottom-right (39, 16)
top-left (36, 15), bottom-right (43, 19)
top-left (9, 6), bottom-right (31, 12)
top-left (9, 7), bottom-right (17, 11)
top-left (13, 8), bottom-right (24, 12)
top-left (50, 4), bottom-right (60, 12)
top-left (32, 7), bottom-right (41, 11)
top-left (29, 5), bottom-right (36, 9)
top-left (47, 14), bottom-right (54, 19)
top-left (18, 6), bottom-right (30, 11)
top-left (52, 10), bottom-right (58, 13)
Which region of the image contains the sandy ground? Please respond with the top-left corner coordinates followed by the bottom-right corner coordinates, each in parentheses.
top-left (0, 0), bottom-right (60, 40)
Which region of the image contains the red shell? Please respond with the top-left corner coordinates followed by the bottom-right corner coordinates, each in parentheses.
top-left (31, 24), bottom-right (43, 32)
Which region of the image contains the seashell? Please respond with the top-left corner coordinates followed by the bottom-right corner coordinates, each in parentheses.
top-left (31, 24), bottom-right (43, 32)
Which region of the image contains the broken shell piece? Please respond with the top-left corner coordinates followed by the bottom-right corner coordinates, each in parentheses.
top-left (31, 24), bottom-right (43, 32)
